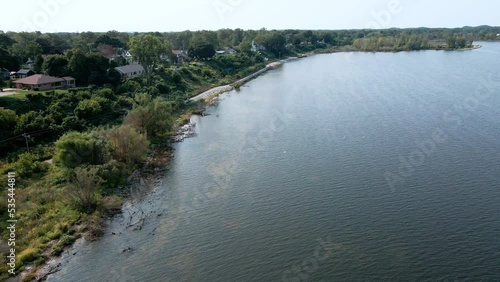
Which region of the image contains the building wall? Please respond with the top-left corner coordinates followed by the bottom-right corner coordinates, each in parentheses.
top-left (39, 83), bottom-right (56, 90)
top-left (14, 83), bottom-right (62, 90)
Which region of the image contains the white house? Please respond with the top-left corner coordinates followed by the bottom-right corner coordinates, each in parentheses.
top-left (115, 64), bottom-right (145, 79)
top-left (251, 40), bottom-right (265, 52)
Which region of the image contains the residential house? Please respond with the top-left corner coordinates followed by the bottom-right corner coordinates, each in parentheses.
top-left (98, 44), bottom-right (120, 60)
top-left (251, 40), bottom-right (266, 52)
top-left (115, 64), bottom-right (145, 79)
top-left (119, 49), bottom-right (133, 63)
top-left (25, 59), bottom-right (34, 68)
top-left (216, 47), bottom-right (238, 55)
top-left (13, 74), bottom-right (76, 90)
top-left (62, 77), bottom-right (76, 88)
top-left (15, 69), bottom-right (35, 78)
top-left (225, 47), bottom-right (237, 54)
top-left (172, 50), bottom-right (190, 64)
top-left (1, 68), bottom-right (10, 79)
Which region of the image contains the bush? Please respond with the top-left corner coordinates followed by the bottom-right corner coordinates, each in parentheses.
top-left (74, 97), bottom-right (111, 122)
top-left (106, 125), bottom-right (149, 166)
top-left (0, 107), bottom-right (17, 131)
top-left (16, 110), bottom-right (55, 134)
top-left (68, 167), bottom-right (104, 213)
top-left (9, 152), bottom-right (49, 179)
top-left (124, 96), bottom-right (174, 138)
top-left (54, 132), bottom-right (110, 169)
top-left (95, 88), bottom-right (115, 99)
top-left (94, 160), bottom-right (126, 190)
top-left (18, 247), bottom-right (40, 265)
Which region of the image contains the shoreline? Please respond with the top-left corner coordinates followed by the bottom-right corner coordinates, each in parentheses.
top-left (187, 44), bottom-right (483, 104)
top-left (19, 59), bottom-right (299, 281)
top-left (189, 57), bottom-right (299, 103)
top-left (21, 44), bottom-right (483, 281)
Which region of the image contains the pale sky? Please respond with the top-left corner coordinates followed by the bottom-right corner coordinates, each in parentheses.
top-left (1, 0), bottom-right (499, 33)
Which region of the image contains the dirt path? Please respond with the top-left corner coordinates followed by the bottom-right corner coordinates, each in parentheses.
top-left (0, 88), bottom-right (21, 97)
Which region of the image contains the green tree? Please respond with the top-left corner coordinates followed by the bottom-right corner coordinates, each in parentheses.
top-left (255, 32), bottom-right (286, 56)
top-left (0, 107), bottom-right (17, 131)
top-left (11, 152), bottom-right (49, 179)
top-left (66, 50), bottom-right (110, 85)
top-left (42, 55), bottom-right (69, 77)
top-left (124, 95), bottom-right (174, 138)
top-left (34, 54), bottom-right (44, 73)
top-left (72, 32), bottom-right (98, 51)
top-left (68, 167), bottom-right (104, 213)
top-left (447, 36), bottom-right (457, 49)
top-left (106, 125), bottom-right (149, 165)
top-left (237, 40), bottom-right (252, 53)
top-left (54, 131), bottom-right (110, 169)
top-left (0, 47), bottom-right (20, 70)
top-left (94, 34), bottom-right (126, 48)
top-left (16, 110), bottom-right (55, 134)
top-left (74, 96), bottom-right (112, 123)
top-left (188, 42), bottom-right (215, 60)
top-left (10, 40), bottom-right (42, 63)
top-left (0, 33), bottom-right (15, 49)
top-left (0, 75), bottom-right (4, 91)
top-left (129, 34), bottom-right (172, 86)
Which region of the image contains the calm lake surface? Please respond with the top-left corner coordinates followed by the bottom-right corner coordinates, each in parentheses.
top-left (48, 43), bottom-right (500, 281)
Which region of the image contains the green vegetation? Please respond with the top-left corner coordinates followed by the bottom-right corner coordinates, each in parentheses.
top-left (0, 26), bottom-right (499, 280)
top-left (129, 34), bottom-right (172, 86)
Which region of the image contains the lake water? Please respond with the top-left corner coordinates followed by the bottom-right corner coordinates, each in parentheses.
top-left (48, 42), bottom-right (500, 281)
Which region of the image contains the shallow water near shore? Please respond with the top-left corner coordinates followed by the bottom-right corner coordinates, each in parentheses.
top-left (47, 42), bottom-right (500, 281)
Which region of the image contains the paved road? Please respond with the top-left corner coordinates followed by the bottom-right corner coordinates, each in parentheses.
top-left (0, 88), bottom-right (21, 97)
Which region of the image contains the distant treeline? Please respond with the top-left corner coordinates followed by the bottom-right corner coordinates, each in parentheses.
top-left (1, 26), bottom-right (499, 71)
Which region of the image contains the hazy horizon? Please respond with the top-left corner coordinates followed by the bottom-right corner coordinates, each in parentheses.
top-left (2, 0), bottom-right (500, 33)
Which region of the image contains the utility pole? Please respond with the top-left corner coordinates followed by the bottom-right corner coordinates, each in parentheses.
top-left (22, 133), bottom-right (31, 152)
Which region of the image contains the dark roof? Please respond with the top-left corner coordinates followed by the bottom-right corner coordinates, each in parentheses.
top-left (115, 64), bottom-right (145, 74)
top-left (14, 74), bottom-right (65, 85)
top-left (17, 69), bottom-right (34, 75)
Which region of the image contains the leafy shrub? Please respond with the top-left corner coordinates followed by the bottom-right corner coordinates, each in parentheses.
top-left (106, 125), bottom-right (149, 165)
top-left (54, 131), bottom-right (110, 169)
top-left (68, 167), bottom-right (104, 213)
top-left (9, 152), bottom-right (49, 179)
top-left (0, 107), bottom-right (17, 131)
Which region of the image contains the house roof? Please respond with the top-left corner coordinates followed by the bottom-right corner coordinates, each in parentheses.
top-left (62, 76), bottom-right (75, 81)
top-left (119, 49), bottom-right (132, 57)
top-left (98, 44), bottom-right (118, 59)
top-left (14, 74), bottom-right (65, 85)
top-left (17, 69), bottom-right (34, 75)
top-left (115, 64), bottom-right (145, 74)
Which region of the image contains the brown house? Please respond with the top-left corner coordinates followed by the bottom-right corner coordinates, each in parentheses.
top-left (13, 74), bottom-right (76, 90)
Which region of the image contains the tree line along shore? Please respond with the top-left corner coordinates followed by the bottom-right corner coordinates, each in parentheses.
top-left (0, 26), bottom-right (499, 281)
